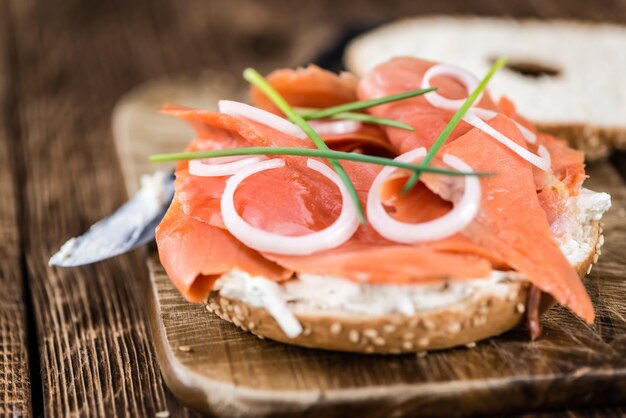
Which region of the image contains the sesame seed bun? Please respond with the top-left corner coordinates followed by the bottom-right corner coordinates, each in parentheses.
top-left (205, 220), bottom-right (603, 354)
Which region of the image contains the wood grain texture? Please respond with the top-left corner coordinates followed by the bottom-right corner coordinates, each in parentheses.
top-left (4, 0), bottom-right (626, 416)
top-left (115, 72), bottom-right (626, 417)
top-left (5, 0), bottom-right (206, 416)
top-left (0, 1), bottom-right (31, 416)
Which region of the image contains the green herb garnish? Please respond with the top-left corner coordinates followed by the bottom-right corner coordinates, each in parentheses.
top-left (301, 88), bottom-right (436, 120)
top-left (401, 57), bottom-right (508, 194)
top-left (299, 109), bottom-right (414, 131)
top-left (149, 146), bottom-right (493, 178)
top-left (243, 68), bottom-right (367, 224)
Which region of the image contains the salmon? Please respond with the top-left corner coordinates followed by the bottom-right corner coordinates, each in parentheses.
top-left (250, 65), bottom-right (395, 156)
top-left (157, 106), bottom-right (502, 288)
top-left (358, 58), bottom-right (592, 322)
top-left (357, 57), bottom-right (499, 154)
top-left (156, 200), bottom-right (291, 303)
top-left (498, 96), bottom-right (585, 194)
top-left (250, 65), bottom-right (359, 112)
top-left (156, 57), bottom-right (594, 325)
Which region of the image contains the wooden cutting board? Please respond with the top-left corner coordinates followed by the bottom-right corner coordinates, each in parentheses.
top-left (112, 73), bottom-right (626, 418)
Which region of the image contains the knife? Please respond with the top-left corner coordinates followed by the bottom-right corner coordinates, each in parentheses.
top-left (49, 171), bottom-right (174, 267)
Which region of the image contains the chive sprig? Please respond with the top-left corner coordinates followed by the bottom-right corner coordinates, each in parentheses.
top-left (401, 57), bottom-right (508, 194)
top-left (243, 68), bottom-right (367, 224)
top-left (149, 146), bottom-right (493, 178)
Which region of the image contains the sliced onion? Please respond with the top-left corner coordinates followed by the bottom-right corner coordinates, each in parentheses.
top-left (203, 155), bottom-right (255, 165)
top-left (421, 64), bottom-right (483, 110)
top-left (308, 119), bottom-right (362, 136)
top-left (221, 158), bottom-right (359, 255)
top-left (421, 64), bottom-right (550, 171)
top-left (473, 108), bottom-right (537, 144)
top-left (367, 148), bottom-right (481, 243)
top-left (463, 112), bottom-right (551, 171)
top-left (218, 100), bottom-right (307, 139)
top-left (188, 155), bottom-right (267, 177)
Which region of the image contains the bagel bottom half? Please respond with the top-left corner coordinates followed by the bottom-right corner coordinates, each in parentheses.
top-left (204, 219), bottom-right (603, 355)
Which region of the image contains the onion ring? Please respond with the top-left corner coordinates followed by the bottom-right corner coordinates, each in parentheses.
top-left (367, 147), bottom-right (481, 243)
top-left (188, 155), bottom-right (268, 177)
top-left (221, 158), bottom-right (360, 255)
top-left (421, 64), bottom-right (483, 110)
top-left (421, 64), bottom-right (549, 170)
top-left (308, 119), bottom-right (362, 136)
top-left (218, 100), bottom-right (307, 139)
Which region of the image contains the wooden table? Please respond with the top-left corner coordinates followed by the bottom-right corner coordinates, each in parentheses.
top-left (1, 0), bottom-right (626, 416)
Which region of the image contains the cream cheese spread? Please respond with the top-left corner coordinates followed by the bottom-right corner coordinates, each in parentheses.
top-left (213, 188), bottom-right (611, 338)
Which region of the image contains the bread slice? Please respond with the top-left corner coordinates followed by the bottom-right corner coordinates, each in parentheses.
top-left (205, 217), bottom-right (604, 355)
top-left (344, 16), bottom-right (626, 160)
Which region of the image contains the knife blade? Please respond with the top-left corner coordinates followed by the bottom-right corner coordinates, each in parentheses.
top-left (49, 171), bottom-right (174, 267)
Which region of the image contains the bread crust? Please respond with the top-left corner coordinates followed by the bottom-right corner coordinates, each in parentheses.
top-left (536, 123), bottom-right (626, 161)
top-left (205, 221), bottom-right (603, 354)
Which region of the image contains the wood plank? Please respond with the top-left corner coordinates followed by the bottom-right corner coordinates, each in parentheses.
top-left (0, 1), bottom-right (32, 416)
top-left (8, 0), bottom-right (626, 415)
top-left (6, 0), bottom-right (210, 415)
top-left (115, 72), bottom-right (626, 417)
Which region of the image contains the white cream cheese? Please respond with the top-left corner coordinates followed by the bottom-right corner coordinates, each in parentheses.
top-left (557, 188), bottom-right (611, 265)
top-left (214, 188), bottom-right (611, 338)
top-left (216, 271), bottom-right (303, 338)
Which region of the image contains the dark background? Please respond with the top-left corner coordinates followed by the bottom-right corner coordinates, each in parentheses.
top-left (1, 0), bottom-right (626, 416)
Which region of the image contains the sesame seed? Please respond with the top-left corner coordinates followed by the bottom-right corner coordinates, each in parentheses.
top-left (383, 324), bottom-right (397, 334)
top-left (403, 332), bottom-right (414, 341)
top-left (248, 322), bottom-right (256, 330)
top-left (365, 346), bottom-right (375, 353)
top-left (416, 351), bottom-right (428, 358)
top-left (178, 345), bottom-right (192, 353)
top-left (303, 327), bottom-right (312, 336)
top-left (473, 316), bottom-right (486, 327)
top-left (516, 303), bottom-right (526, 314)
top-left (349, 330), bottom-right (360, 343)
top-left (330, 323), bottom-right (342, 335)
top-left (587, 265), bottom-right (593, 274)
top-left (417, 337), bottom-right (429, 347)
top-left (402, 341), bottom-right (414, 350)
top-left (423, 319), bottom-right (435, 330)
top-left (156, 411), bottom-right (170, 418)
top-left (234, 305), bottom-right (243, 316)
top-left (465, 342), bottom-right (476, 348)
top-left (447, 322), bottom-right (461, 333)
top-left (373, 337), bottom-right (386, 346)
top-left (363, 329), bottom-right (378, 339)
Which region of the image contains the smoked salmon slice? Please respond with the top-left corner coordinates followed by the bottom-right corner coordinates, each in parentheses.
top-left (421, 116), bottom-right (593, 322)
top-left (156, 58), bottom-right (594, 326)
top-left (157, 107), bottom-right (503, 288)
top-left (250, 65), bottom-right (395, 156)
top-left (156, 200), bottom-right (291, 303)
